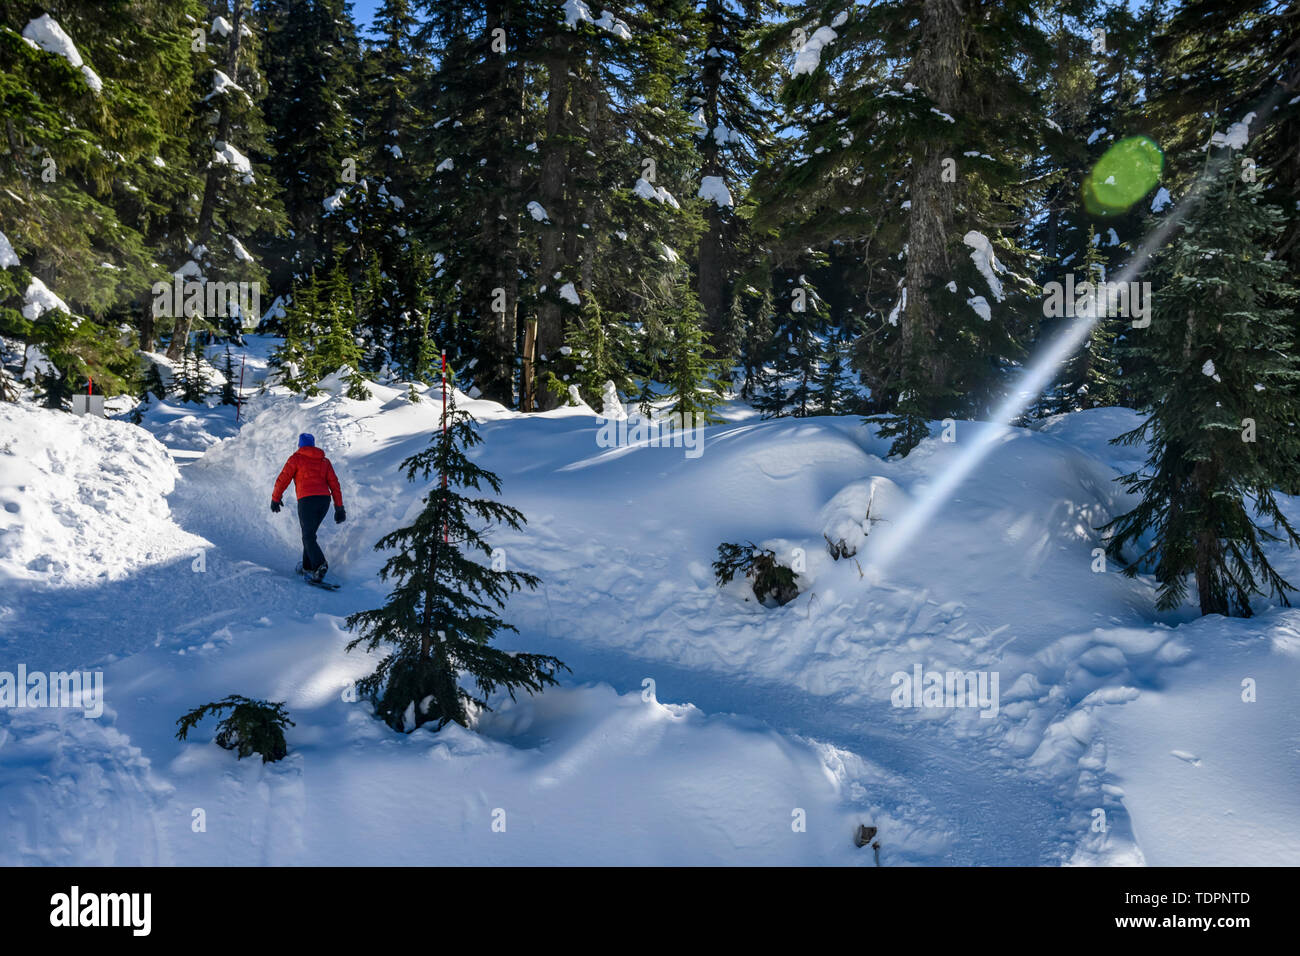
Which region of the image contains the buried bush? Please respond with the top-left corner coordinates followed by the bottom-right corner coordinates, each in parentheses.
top-left (713, 541), bottom-right (800, 607)
top-left (175, 695), bottom-right (295, 763)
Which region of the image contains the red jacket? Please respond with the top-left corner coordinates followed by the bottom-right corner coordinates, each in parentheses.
top-left (272, 446), bottom-right (343, 506)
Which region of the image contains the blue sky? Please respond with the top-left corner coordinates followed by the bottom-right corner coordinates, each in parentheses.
top-left (351, 0), bottom-right (382, 31)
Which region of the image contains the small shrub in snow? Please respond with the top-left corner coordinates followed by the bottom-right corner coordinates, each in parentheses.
top-left (175, 695), bottom-right (295, 763)
top-left (713, 541), bottom-right (800, 607)
top-left (824, 493), bottom-right (883, 560)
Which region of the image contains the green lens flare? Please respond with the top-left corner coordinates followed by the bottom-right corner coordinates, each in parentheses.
top-left (1082, 135), bottom-right (1164, 216)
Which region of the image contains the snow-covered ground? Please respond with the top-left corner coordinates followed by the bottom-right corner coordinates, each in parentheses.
top-left (2, 352), bottom-right (1298, 865)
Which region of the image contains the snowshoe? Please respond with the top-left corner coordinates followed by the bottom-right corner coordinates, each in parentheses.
top-left (298, 563), bottom-right (340, 590)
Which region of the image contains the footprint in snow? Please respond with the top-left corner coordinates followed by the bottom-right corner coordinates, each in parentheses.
top-left (1170, 750), bottom-right (1202, 766)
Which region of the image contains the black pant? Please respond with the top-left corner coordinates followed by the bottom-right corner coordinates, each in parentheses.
top-left (297, 495), bottom-right (332, 572)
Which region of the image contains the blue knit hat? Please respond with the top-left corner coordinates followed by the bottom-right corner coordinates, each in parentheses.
top-left (298, 432), bottom-right (315, 448)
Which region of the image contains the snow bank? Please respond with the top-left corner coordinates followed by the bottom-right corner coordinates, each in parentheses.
top-left (5, 355), bottom-right (1299, 865)
top-left (820, 476), bottom-right (908, 560)
top-left (0, 404), bottom-right (203, 587)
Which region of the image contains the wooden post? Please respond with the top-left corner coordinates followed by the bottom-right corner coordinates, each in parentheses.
top-left (521, 319), bottom-right (538, 412)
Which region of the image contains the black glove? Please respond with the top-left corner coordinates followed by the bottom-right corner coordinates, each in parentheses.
top-left (271, 499), bottom-right (282, 513)
top-left (334, 505), bottom-right (346, 524)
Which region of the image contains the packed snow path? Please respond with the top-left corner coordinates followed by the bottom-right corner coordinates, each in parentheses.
top-left (3, 373), bottom-right (1299, 865)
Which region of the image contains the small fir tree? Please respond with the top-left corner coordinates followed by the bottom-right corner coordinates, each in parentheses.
top-left (219, 346), bottom-right (239, 406)
top-left (345, 388), bottom-right (567, 731)
top-left (175, 339), bottom-right (210, 404)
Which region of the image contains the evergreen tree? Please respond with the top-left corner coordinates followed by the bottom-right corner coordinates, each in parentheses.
top-left (270, 263), bottom-right (369, 397)
top-left (143, 358), bottom-right (169, 400)
top-left (220, 346), bottom-right (240, 406)
top-left (37, 368), bottom-right (73, 410)
top-left (643, 263), bottom-right (725, 422)
top-left (1150, 0), bottom-right (1299, 279)
top-left (352, 0), bottom-right (432, 381)
top-left (1102, 166), bottom-right (1300, 616)
top-left (1047, 228), bottom-right (1121, 413)
top-left (270, 277), bottom-right (316, 392)
top-left (175, 339), bottom-right (211, 404)
top-left (754, 274), bottom-right (827, 418)
top-left (407, 0), bottom-right (548, 404)
top-left (687, 0), bottom-right (781, 344)
top-left (735, 281), bottom-right (775, 401)
top-left (555, 299), bottom-right (637, 409)
top-left (811, 326), bottom-right (861, 416)
top-left (258, 0), bottom-right (360, 288)
top-left (757, 0), bottom-right (1049, 454)
top-left (345, 387), bottom-right (567, 731)
top-left (0, 1), bottom-right (183, 391)
top-left (169, 0), bottom-right (285, 356)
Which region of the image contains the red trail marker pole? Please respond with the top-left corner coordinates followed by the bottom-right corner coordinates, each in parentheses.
top-left (235, 353), bottom-right (246, 424)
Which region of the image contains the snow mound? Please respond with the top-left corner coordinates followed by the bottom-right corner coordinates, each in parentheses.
top-left (0, 404), bottom-right (203, 588)
top-left (821, 476), bottom-right (908, 560)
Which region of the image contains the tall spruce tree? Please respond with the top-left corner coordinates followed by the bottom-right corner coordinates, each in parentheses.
top-left (758, 0), bottom-right (1050, 454)
top-left (0, 1), bottom-right (187, 391)
top-left (1102, 165), bottom-right (1300, 616)
top-left (345, 387), bottom-right (567, 731)
top-left (1150, 0), bottom-right (1299, 279)
top-left (687, 0), bottom-right (780, 345)
top-left (170, 0), bottom-right (285, 356)
top-left (410, 0), bottom-right (546, 405)
top-left (753, 273), bottom-right (828, 418)
top-left (1046, 228), bottom-right (1121, 412)
top-left (258, 0), bottom-right (360, 289)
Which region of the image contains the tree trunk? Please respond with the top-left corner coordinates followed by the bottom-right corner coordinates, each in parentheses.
top-left (172, 0), bottom-right (244, 358)
top-left (533, 38), bottom-right (572, 411)
top-left (899, 0), bottom-right (966, 412)
top-left (696, 9), bottom-right (726, 340)
top-left (478, 0), bottom-right (522, 406)
top-left (1194, 529), bottom-right (1227, 616)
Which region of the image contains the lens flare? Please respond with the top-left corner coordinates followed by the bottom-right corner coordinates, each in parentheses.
top-left (863, 160), bottom-right (1215, 578)
top-left (1082, 135), bottom-right (1164, 216)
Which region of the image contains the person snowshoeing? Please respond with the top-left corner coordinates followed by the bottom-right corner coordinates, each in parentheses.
top-left (271, 433), bottom-right (345, 583)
